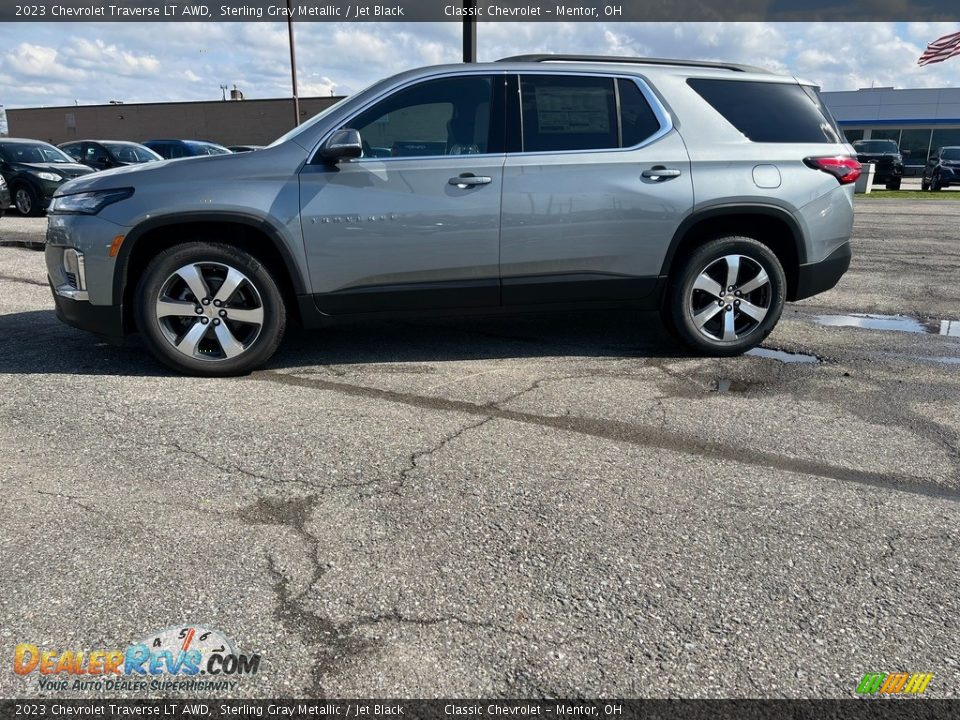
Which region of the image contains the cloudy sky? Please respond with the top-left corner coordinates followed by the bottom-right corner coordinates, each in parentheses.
top-left (1, 21), bottom-right (959, 111)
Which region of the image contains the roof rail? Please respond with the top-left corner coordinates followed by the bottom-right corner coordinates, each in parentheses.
top-left (496, 54), bottom-right (770, 74)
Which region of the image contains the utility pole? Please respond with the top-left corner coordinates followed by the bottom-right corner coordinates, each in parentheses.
top-left (287, 0), bottom-right (301, 126)
top-left (462, 0), bottom-right (477, 62)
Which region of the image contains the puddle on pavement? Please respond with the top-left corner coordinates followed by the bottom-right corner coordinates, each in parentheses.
top-left (714, 378), bottom-right (751, 393)
top-left (815, 313), bottom-right (960, 337)
top-left (746, 347), bottom-right (820, 364)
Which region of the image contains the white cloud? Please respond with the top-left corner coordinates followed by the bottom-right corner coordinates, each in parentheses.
top-left (1, 21), bottom-right (959, 110)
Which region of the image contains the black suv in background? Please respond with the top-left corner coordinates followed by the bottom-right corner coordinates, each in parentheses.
top-left (852, 139), bottom-right (903, 190)
top-left (143, 139), bottom-right (232, 159)
top-left (922, 146), bottom-right (960, 191)
top-left (0, 139), bottom-right (93, 216)
top-left (59, 140), bottom-right (162, 171)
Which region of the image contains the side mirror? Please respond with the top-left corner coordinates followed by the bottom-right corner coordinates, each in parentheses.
top-left (319, 129), bottom-right (362, 162)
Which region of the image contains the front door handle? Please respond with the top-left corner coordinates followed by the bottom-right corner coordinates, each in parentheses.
top-left (642, 166), bottom-right (682, 181)
top-left (449, 173), bottom-right (492, 188)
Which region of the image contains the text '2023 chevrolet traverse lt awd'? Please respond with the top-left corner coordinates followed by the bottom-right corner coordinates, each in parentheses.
top-left (46, 56), bottom-right (857, 376)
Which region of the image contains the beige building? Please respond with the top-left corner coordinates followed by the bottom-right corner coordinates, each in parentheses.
top-left (6, 95), bottom-right (345, 147)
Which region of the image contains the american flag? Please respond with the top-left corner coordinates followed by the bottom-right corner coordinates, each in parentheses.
top-left (918, 30), bottom-right (960, 66)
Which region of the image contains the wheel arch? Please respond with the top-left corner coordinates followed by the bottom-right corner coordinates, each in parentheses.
top-left (115, 213), bottom-right (306, 332)
top-left (661, 205), bottom-right (806, 301)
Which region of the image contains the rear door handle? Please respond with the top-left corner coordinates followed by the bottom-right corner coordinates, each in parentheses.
top-left (642, 166), bottom-right (682, 181)
top-left (449, 174), bottom-right (492, 188)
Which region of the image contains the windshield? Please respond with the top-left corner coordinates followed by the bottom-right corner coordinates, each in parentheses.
top-left (0, 142), bottom-right (75, 164)
top-left (940, 148), bottom-right (960, 161)
top-left (853, 140), bottom-right (899, 153)
top-left (268, 96), bottom-right (349, 148)
top-left (104, 143), bottom-right (161, 163)
top-left (186, 142), bottom-right (231, 156)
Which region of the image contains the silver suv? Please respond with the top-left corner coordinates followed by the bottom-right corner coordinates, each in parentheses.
top-left (46, 55), bottom-right (857, 376)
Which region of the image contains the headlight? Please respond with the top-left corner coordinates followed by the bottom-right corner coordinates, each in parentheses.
top-left (49, 188), bottom-right (134, 215)
top-left (33, 171), bottom-right (62, 182)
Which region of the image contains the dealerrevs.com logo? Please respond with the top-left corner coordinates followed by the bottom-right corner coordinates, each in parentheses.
top-left (13, 625), bottom-right (261, 693)
top-left (856, 672), bottom-right (934, 696)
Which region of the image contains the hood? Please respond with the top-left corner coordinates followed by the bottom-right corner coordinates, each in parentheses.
top-left (15, 162), bottom-right (94, 179)
top-left (54, 151), bottom-right (247, 196)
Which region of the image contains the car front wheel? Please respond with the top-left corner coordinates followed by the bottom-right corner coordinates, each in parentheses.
top-left (135, 242), bottom-right (286, 376)
top-left (12, 184), bottom-right (42, 217)
top-left (665, 236), bottom-right (786, 356)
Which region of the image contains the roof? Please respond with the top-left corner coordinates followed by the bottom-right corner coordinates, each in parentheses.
top-left (496, 54), bottom-right (771, 74)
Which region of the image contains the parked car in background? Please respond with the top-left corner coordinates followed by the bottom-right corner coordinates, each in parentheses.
top-left (60, 140), bottom-right (162, 171)
top-left (143, 139), bottom-right (232, 160)
top-left (46, 55), bottom-right (855, 375)
top-left (0, 174), bottom-right (9, 217)
top-left (227, 145), bottom-right (264, 153)
top-left (921, 146), bottom-right (960, 191)
top-left (0, 139), bottom-right (94, 216)
top-left (852, 139), bottom-right (903, 190)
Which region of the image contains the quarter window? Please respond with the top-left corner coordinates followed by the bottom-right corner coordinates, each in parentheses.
top-left (347, 76), bottom-right (496, 158)
top-left (618, 78), bottom-right (662, 148)
top-left (688, 78), bottom-right (842, 144)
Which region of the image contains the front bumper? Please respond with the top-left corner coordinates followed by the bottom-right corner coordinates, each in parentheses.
top-left (49, 280), bottom-right (124, 337)
top-left (938, 166), bottom-right (960, 184)
top-left (792, 242), bottom-right (851, 301)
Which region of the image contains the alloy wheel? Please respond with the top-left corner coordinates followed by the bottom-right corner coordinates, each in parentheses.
top-left (15, 188), bottom-right (32, 215)
top-left (154, 262), bottom-right (264, 362)
top-left (687, 254), bottom-right (772, 342)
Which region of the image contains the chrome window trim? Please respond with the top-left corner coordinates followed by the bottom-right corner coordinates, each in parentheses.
top-left (308, 67), bottom-right (676, 164)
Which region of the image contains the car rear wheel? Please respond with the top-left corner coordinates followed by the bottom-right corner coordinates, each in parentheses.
top-left (135, 242), bottom-right (286, 376)
top-left (12, 184), bottom-right (42, 217)
top-left (665, 236), bottom-right (786, 356)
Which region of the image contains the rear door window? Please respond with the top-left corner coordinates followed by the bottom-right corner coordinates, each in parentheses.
top-left (517, 75), bottom-right (663, 153)
top-left (520, 75), bottom-right (618, 152)
top-left (687, 78), bottom-right (842, 144)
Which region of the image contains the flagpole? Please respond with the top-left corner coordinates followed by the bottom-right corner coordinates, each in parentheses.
top-left (287, 0), bottom-right (301, 126)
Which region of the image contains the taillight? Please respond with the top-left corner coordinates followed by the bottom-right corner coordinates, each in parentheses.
top-left (804, 156), bottom-right (862, 185)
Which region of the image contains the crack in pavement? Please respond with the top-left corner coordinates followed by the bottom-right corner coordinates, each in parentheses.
top-left (355, 608), bottom-right (560, 646)
top-left (0, 274), bottom-right (47, 287)
top-left (393, 416), bottom-right (494, 497)
top-left (239, 495), bottom-right (361, 698)
top-left (249, 370), bottom-right (960, 503)
top-left (163, 441), bottom-right (314, 488)
top-left (36, 489), bottom-right (107, 517)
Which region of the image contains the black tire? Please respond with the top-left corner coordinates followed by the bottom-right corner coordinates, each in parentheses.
top-left (664, 236), bottom-right (786, 356)
top-left (921, 178), bottom-right (930, 191)
top-left (12, 184), bottom-right (42, 217)
top-left (886, 178), bottom-right (901, 191)
top-left (134, 242), bottom-right (286, 376)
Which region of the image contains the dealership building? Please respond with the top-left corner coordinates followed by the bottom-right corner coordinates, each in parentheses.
top-left (4, 95), bottom-right (344, 148)
top-left (823, 86), bottom-right (960, 173)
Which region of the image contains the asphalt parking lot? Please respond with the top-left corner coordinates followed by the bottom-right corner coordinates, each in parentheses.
top-left (1, 199), bottom-right (958, 699)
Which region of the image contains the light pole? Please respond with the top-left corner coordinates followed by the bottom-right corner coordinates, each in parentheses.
top-left (463, 0), bottom-right (477, 62)
top-left (287, 0), bottom-right (300, 126)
